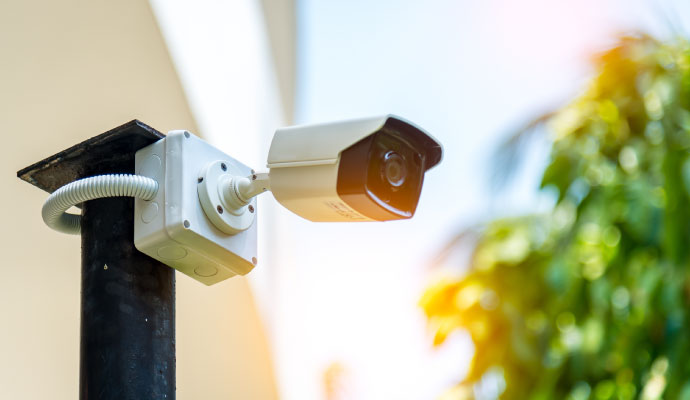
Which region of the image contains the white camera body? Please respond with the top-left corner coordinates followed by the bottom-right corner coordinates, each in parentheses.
top-left (267, 115), bottom-right (442, 222)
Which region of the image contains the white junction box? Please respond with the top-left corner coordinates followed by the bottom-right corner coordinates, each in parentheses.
top-left (134, 130), bottom-right (257, 285)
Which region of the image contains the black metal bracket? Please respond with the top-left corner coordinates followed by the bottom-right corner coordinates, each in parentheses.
top-left (17, 119), bottom-right (165, 194)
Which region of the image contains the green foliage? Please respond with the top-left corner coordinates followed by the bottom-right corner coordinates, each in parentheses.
top-left (421, 35), bottom-right (690, 399)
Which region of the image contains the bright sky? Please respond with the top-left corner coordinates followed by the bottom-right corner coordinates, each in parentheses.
top-left (150, 1), bottom-right (690, 399)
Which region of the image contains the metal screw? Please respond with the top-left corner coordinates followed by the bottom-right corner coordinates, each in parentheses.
top-left (184, 131), bottom-right (190, 138)
top-left (217, 205), bottom-right (223, 214)
top-left (248, 205), bottom-right (254, 213)
top-left (197, 177), bottom-right (203, 183)
top-left (183, 220), bottom-right (190, 228)
top-left (221, 163), bottom-right (227, 171)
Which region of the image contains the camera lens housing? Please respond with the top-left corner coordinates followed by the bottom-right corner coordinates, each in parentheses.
top-left (336, 118), bottom-right (441, 220)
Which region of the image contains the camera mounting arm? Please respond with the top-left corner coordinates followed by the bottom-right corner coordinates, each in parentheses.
top-left (220, 172), bottom-right (270, 210)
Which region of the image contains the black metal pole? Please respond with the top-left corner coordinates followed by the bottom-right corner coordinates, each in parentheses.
top-left (17, 121), bottom-right (175, 399)
top-left (80, 196), bottom-right (175, 399)
top-left (77, 153), bottom-right (176, 399)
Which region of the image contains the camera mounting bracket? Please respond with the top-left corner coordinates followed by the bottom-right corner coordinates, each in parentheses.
top-left (197, 160), bottom-right (255, 234)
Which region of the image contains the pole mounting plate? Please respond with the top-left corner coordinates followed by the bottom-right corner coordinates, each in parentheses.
top-left (17, 119), bottom-right (165, 196)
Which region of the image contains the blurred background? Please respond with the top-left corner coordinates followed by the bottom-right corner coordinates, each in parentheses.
top-left (3, 0), bottom-right (690, 399)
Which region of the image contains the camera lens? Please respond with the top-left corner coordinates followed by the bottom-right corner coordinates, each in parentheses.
top-left (336, 118), bottom-right (437, 220)
top-left (382, 151), bottom-right (407, 188)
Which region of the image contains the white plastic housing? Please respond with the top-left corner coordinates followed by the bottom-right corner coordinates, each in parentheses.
top-left (134, 131), bottom-right (257, 285)
top-left (268, 162), bottom-right (373, 222)
top-left (267, 115), bottom-right (393, 222)
top-left (267, 115), bottom-right (393, 167)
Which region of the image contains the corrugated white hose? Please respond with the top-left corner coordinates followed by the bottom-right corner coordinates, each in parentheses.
top-left (42, 174), bottom-right (159, 235)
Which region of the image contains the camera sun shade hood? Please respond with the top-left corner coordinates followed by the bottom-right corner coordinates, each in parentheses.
top-left (266, 115), bottom-right (443, 170)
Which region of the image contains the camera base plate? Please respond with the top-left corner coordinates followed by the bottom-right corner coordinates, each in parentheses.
top-left (197, 160), bottom-right (255, 234)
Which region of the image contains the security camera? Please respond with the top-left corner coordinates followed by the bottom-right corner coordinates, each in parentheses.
top-left (41, 115), bottom-right (443, 285)
top-left (267, 115), bottom-right (443, 222)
